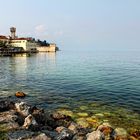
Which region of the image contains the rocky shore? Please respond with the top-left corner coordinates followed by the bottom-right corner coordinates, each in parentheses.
top-left (0, 95), bottom-right (140, 140)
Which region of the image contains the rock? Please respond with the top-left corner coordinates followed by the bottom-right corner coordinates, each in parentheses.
top-left (32, 106), bottom-right (46, 125)
top-left (31, 133), bottom-right (51, 140)
top-left (86, 130), bottom-right (105, 140)
top-left (130, 129), bottom-right (140, 139)
top-left (97, 123), bottom-right (113, 135)
top-left (0, 99), bottom-right (15, 111)
top-left (56, 126), bottom-right (65, 133)
top-left (77, 112), bottom-right (89, 117)
top-left (15, 91), bottom-right (26, 98)
top-left (112, 128), bottom-right (128, 140)
top-left (97, 123), bottom-right (113, 140)
top-left (8, 130), bottom-right (34, 140)
top-left (54, 128), bottom-right (74, 140)
top-left (95, 113), bottom-right (104, 118)
top-left (15, 102), bottom-right (30, 117)
top-left (1, 121), bottom-right (19, 131)
top-left (52, 112), bottom-right (67, 120)
top-left (76, 118), bottom-right (89, 128)
top-left (68, 122), bottom-right (78, 133)
top-left (41, 130), bottom-right (58, 139)
top-left (0, 110), bottom-right (17, 123)
top-left (0, 110), bottom-right (19, 131)
top-left (56, 109), bottom-right (74, 117)
top-left (23, 114), bottom-right (37, 129)
top-left (72, 128), bottom-right (89, 140)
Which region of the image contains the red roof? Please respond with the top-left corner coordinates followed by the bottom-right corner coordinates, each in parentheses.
top-left (0, 35), bottom-right (8, 39)
top-left (11, 37), bottom-right (32, 41)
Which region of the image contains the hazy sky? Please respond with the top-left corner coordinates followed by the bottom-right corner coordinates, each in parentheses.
top-left (0, 0), bottom-right (140, 50)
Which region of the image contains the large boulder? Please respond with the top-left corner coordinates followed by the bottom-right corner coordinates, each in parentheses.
top-left (23, 114), bottom-right (37, 129)
top-left (15, 102), bottom-right (30, 117)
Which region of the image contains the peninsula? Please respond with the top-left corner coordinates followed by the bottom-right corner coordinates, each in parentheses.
top-left (0, 27), bottom-right (58, 56)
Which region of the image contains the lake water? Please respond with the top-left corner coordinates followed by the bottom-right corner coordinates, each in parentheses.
top-left (0, 50), bottom-right (140, 112)
top-left (1, 50), bottom-right (140, 131)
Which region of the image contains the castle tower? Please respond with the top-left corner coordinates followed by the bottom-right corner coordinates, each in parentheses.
top-left (10, 27), bottom-right (16, 39)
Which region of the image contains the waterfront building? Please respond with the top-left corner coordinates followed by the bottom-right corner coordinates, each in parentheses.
top-left (0, 35), bottom-right (9, 43)
top-left (10, 38), bottom-right (38, 52)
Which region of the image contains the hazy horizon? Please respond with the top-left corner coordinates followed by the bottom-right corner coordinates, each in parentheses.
top-left (0, 0), bottom-right (140, 51)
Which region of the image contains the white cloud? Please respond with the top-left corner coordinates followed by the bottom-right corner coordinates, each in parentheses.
top-left (35, 24), bottom-right (47, 34)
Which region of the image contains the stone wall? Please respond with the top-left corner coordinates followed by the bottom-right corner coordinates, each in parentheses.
top-left (37, 44), bottom-right (56, 52)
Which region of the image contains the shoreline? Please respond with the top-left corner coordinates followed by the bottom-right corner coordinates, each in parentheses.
top-left (0, 96), bottom-right (140, 140)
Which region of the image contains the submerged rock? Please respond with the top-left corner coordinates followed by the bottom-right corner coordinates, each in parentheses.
top-left (15, 102), bottom-right (30, 117)
top-left (77, 112), bottom-right (89, 117)
top-left (15, 91), bottom-right (26, 98)
top-left (76, 118), bottom-right (89, 128)
top-left (86, 130), bottom-right (105, 140)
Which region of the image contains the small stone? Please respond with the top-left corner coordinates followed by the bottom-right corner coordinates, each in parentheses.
top-left (23, 114), bottom-right (37, 129)
top-left (95, 113), bottom-right (104, 117)
top-left (79, 106), bottom-right (88, 110)
top-left (15, 91), bottom-right (26, 98)
top-left (86, 130), bottom-right (105, 140)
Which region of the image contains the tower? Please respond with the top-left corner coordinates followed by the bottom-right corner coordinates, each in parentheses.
top-left (10, 27), bottom-right (16, 39)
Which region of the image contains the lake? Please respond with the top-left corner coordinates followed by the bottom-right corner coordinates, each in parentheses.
top-left (0, 50), bottom-right (140, 131)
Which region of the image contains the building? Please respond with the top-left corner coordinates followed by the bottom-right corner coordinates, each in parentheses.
top-left (0, 27), bottom-right (58, 53)
top-left (0, 35), bottom-right (9, 43)
top-left (10, 38), bottom-right (38, 52)
top-left (36, 43), bottom-right (57, 52)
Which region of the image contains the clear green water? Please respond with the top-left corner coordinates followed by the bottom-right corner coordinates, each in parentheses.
top-left (0, 50), bottom-right (140, 133)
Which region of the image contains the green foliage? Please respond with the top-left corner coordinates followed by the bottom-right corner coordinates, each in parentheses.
top-left (37, 39), bottom-right (50, 46)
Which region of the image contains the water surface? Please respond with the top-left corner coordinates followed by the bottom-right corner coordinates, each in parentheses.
top-left (0, 50), bottom-right (140, 114)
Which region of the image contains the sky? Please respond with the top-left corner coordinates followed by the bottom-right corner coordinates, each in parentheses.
top-left (0, 0), bottom-right (140, 51)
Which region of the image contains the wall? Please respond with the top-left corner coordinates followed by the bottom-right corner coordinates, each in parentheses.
top-left (37, 44), bottom-right (56, 52)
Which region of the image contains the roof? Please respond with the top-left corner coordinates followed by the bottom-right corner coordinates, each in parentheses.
top-left (0, 35), bottom-right (8, 39)
top-left (11, 37), bottom-right (33, 41)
